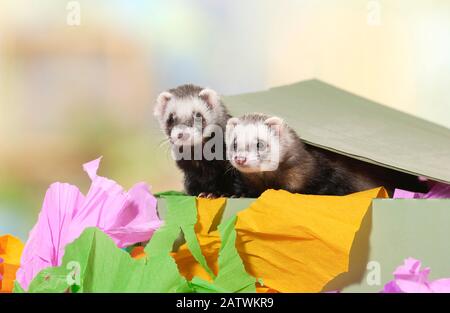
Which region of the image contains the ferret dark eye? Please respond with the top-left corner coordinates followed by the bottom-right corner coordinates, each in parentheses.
top-left (167, 113), bottom-right (174, 125)
top-left (256, 140), bottom-right (266, 151)
top-left (233, 139), bottom-right (237, 151)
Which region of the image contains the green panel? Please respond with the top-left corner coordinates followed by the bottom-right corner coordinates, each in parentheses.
top-left (224, 80), bottom-right (450, 183)
top-left (342, 198), bottom-right (450, 292)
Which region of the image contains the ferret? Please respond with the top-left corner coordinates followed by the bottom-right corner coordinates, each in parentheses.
top-left (154, 84), bottom-right (245, 197)
top-left (226, 113), bottom-right (429, 197)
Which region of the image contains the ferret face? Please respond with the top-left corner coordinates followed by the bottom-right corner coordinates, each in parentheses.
top-left (226, 116), bottom-right (283, 173)
top-left (154, 86), bottom-right (225, 147)
top-left (159, 96), bottom-right (209, 146)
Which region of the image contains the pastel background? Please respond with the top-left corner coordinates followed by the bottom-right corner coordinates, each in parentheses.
top-left (1, 0), bottom-right (449, 240)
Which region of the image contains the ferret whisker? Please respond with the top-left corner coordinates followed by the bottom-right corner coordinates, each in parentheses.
top-left (158, 138), bottom-right (170, 147)
top-left (224, 164), bottom-right (237, 175)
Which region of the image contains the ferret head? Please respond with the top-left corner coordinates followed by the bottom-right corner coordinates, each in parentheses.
top-left (226, 114), bottom-right (289, 173)
top-left (154, 84), bottom-right (229, 147)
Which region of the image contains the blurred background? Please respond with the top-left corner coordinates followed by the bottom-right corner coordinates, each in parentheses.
top-left (1, 0), bottom-right (449, 240)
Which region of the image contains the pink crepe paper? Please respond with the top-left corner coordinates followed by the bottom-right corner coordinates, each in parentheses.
top-left (16, 157), bottom-right (163, 290)
top-left (394, 181), bottom-right (450, 199)
top-left (382, 258), bottom-right (450, 293)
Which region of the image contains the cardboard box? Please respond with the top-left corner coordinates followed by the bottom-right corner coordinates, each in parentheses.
top-left (224, 79), bottom-right (450, 183)
top-left (158, 79), bottom-right (450, 292)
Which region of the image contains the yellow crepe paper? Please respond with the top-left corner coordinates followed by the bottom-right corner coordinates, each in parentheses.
top-left (0, 235), bottom-right (24, 293)
top-left (234, 188), bottom-right (387, 292)
top-left (173, 188), bottom-right (386, 293)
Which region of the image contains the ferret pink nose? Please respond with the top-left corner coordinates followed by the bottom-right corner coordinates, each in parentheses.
top-left (178, 132), bottom-right (190, 140)
top-left (234, 156), bottom-right (247, 165)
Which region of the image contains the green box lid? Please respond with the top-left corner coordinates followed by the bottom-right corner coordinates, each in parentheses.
top-left (224, 79), bottom-right (450, 184)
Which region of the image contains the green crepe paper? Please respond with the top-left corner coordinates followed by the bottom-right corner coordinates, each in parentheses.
top-left (188, 277), bottom-right (229, 293)
top-left (13, 281), bottom-right (25, 293)
top-left (13, 266), bottom-right (70, 293)
top-left (147, 195), bottom-right (215, 279)
top-left (153, 190), bottom-right (188, 197)
top-left (188, 216), bottom-right (256, 293)
top-left (214, 216), bottom-right (256, 292)
top-left (18, 228), bottom-right (190, 293)
top-left (15, 195), bottom-right (256, 293)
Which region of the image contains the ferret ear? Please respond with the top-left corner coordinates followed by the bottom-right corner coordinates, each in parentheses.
top-left (226, 117), bottom-right (240, 128)
top-left (226, 118), bottom-right (239, 143)
top-left (199, 88), bottom-right (220, 110)
top-left (154, 91), bottom-right (172, 118)
top-left (264, 116), bottom-right (284, 136)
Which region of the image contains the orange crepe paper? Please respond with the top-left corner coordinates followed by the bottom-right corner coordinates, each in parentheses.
top-left (130, 246), bottom-right (147, 259)
top-left (0, 235), bottom-right (24, 293)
